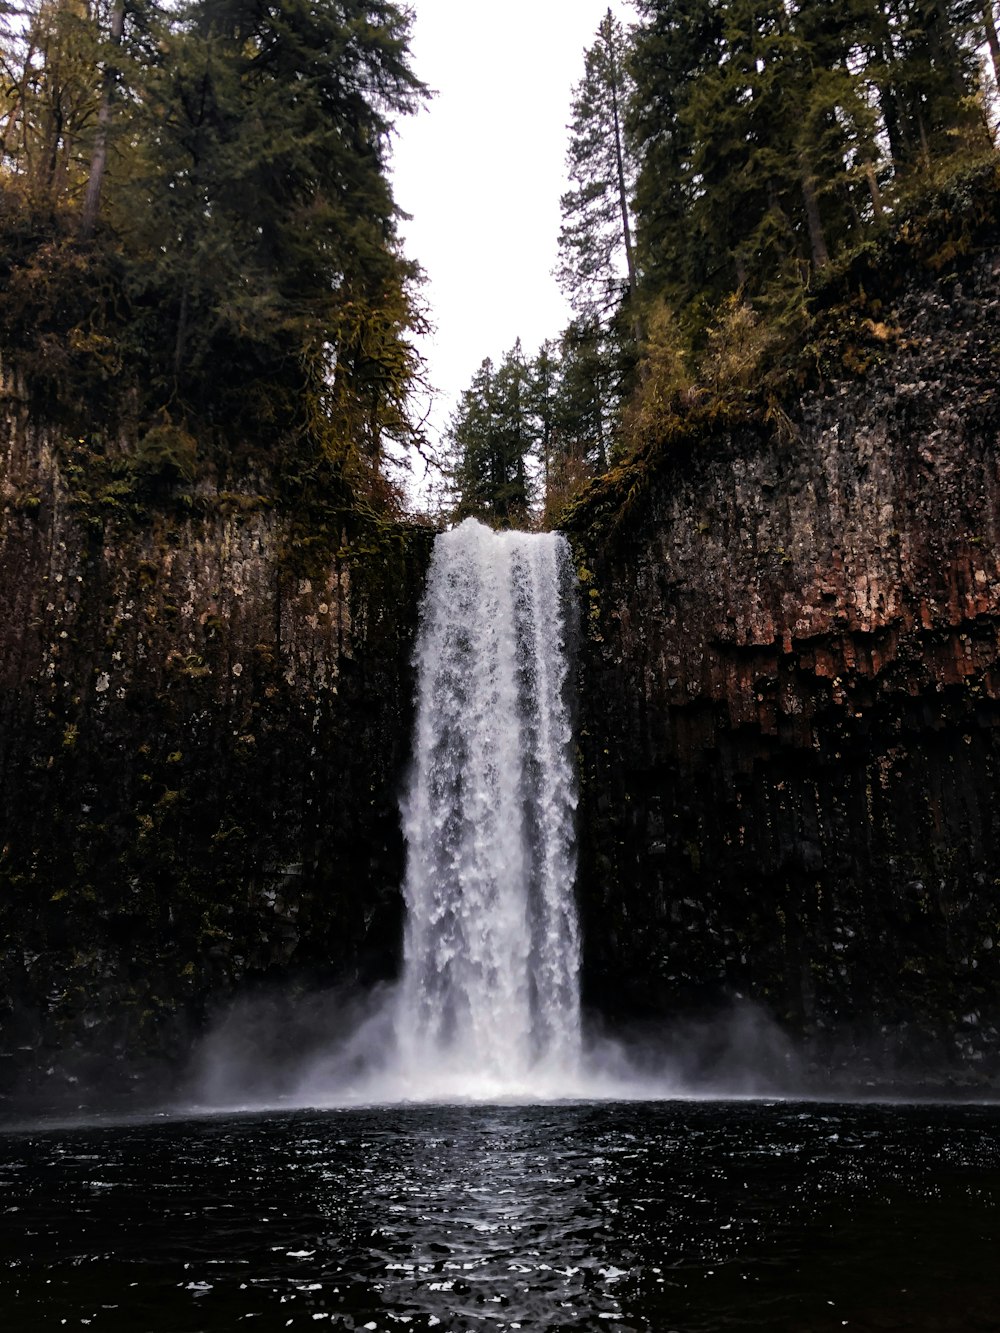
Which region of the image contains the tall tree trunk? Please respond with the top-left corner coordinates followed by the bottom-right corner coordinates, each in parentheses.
top-left (917, 109), bottom-right (931, 166)
top-left (539, 352), bottom-right (552, 496)
top-left (80, 0), bottom-right (125, 239)
top-left (603, 11), bottom-right (641, 344)
top-left (867, 4), bottom-right (912, 169)
top-left (930, 2), bottom-right (971, 100)
top-left (513, 366), bottom-right (525, 519)
top-left (984, 2), bottom-right (1000, 94)
top-left (44, 103), bottom-right (64, 198)
top-left (595, 407), bottom-right (608, 474)
top-left (877, 77), bottom-right (910, 169)
top-left (864, 159), bottom-right (884, 218)
top-left (798, 151), bottom-right (830, 270)
top-left (173, 280), bottom-right (189, 384)
top-left (838, 54), bottom-right (885, 220)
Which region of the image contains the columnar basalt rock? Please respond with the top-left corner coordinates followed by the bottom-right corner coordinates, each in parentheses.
top-left (5, 244), bottom-right (1000, 1101)
top-left (0, 373), bottom-right (434, 1106)
top-left (568, 253), bottom-right (1000, 1082)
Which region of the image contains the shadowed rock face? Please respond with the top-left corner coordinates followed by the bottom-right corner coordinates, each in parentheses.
top-left (569, 253), bottom-right (1000, 1081)
top-left (0, 385), bottom-right (434, 1107)
top-left (4, 243), bottom-right (1000, 1103)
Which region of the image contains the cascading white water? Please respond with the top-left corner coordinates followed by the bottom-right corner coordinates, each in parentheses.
top-left (395, 517), bottom-right (581, 1096)
top-left (199, 516), bottom-right (781, 1107)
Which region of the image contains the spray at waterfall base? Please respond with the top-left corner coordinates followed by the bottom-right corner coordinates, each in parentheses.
top-left (193, 520), bottom-right (818, 1106)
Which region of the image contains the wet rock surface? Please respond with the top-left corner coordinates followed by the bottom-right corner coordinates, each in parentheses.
top-left (0, 384), bottom-right (433, 1108)
top-left (569, 253), bottom-right (1000, 1082)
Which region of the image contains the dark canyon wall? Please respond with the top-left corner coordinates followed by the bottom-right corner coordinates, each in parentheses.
top-left (0, 380), bottom-right (432, 1106)
top-left (569, 250), bottom-right (1000, 1082)
top-left (5, 238), bottom-right (1000, 1104)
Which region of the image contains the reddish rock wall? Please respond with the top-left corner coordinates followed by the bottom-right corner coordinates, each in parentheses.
top-left (569, 253), bottom-right (1000, 1083)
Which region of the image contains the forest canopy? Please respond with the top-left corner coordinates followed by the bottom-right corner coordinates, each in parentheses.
top-left (2, 1), bottom-right (998, 523)
top-left (449, 1), bottom-right (1000, 527)
top-left (0, 0), bottom-right (426, 498)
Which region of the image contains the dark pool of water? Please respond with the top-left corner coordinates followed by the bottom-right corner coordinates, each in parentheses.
top-left (1, 1100), bottom-right (999, 1331)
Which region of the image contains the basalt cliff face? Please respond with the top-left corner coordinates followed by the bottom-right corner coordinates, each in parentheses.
top-left (0, 384), bottom-right (433, 1106)
top-left (569, 251), bottom-right (1000, 1081)
top-left (5, 244), bottom-right (1000, 1105)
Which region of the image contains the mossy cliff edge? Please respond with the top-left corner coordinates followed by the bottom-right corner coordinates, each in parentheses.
top-left (565, 205), bottom-right (1000, 1084)
top-left (0, 379), bottom-right (434, 1108)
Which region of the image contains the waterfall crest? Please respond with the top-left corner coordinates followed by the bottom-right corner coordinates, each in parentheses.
top-left (396, 518), bottom-right (581, 1096)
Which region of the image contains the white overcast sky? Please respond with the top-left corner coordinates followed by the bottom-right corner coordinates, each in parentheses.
top-left (390, 0), bottom-right (636, 459)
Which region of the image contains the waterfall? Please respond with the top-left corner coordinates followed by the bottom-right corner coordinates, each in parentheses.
top-left (396, 517), bottom-right (581, 1096)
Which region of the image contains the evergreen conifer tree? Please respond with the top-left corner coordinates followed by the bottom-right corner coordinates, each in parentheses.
top-left (555, 318), bottom-right (615, 475)
top-left (629, 0), bottom-right (994, 331)
top-left (0, 0), bottom-right (105, 210)
top-left (114, 0), bottom-right (426, 456)
top-left (450, 341), bottom-right (536, 527)
top-left (0, 0), bottom-right (428, 491)
top-left (450, 342), bottom-right (535, 528)
top-left (557, 9), bottom-right (638, 331)
top-left (628, 0), bottom-right (722, 308)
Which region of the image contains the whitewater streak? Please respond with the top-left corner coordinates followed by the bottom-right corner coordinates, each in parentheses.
top-left (395, 518), bottom-right (581, 1096)
top-left (192, 519), bottom-right (796, 1108)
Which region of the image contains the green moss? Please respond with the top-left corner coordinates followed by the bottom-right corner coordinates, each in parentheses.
top-left (166, 652), bottom-right (210, 679)
top-left (132, 424), bottom-right (198, 483)
top-left (216, 491), bottom-right (272, 515)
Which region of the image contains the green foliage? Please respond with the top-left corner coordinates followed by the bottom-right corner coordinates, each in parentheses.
top-left (0, 0), bottom-right (427, 506)
top-left (456, 0), bottom-right (999, 531)
top-left (557, 9), bottom-right (638, 325)
top-left (444, 313), bottom-right (643, 529)
top-left (629, 0), bottom-right (996, 322)
top-left (700, 296), bottom-right (778, 397)
top-left (449, 344), bottom-right (534, 529)
top-left (0, 0), bottom-right (104, 213)
top-left (528, 7), bottom-right (642, 519)
top-left (560, 154), bottom-right (1000, 542)
top-left (620, 298), bottom-right (691, 450)
top-left (133, 423), bottom-right (198, 483)
top-left (578, 0), bottom-right (1000, 475)
top-left (555, 318), bottom-right (619, 474)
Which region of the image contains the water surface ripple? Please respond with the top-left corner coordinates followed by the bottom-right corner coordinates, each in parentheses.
top-left (2, 1101), bottom-right (999, 1331)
